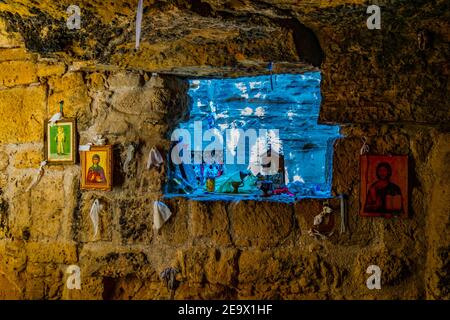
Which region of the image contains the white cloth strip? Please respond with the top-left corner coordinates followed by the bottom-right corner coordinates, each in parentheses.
top-left (89, 199), bottom-right (100, 237)
top-left (135, 0), bottom-right (143, 49)
top-left (26, 161), bottom-right (47, 192)
top-left (153, 201), bottom-right (172, 231)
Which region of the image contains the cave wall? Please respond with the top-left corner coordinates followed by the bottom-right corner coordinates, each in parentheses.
top-left (0, 0), bottom-right (449, 300)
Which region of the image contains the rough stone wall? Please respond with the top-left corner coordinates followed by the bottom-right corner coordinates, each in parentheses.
top-left (0, 0), bottom-right (449, 300)
top-left (0, 27), bottom-right (189, 298)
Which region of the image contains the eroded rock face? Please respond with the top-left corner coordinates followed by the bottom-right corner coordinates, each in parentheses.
top-left (1, 0), bottom-right (448, 124)
top-left (0, 0), bottom-right (321, 75)
top-left (0, 0), bottom-right (448, 300)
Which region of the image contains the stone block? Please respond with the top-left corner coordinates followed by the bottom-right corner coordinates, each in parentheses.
top-left (107, 71), bottom-right (142, 90)
top-left (190, 200), bottom-right (231, 245)
top-left (0, 240), bottom-right (27, 274)
top-left (79, 246), bottom-right (154, 279)
top-left (176, 246), bottom-right (238, 287)
top-left (29, 172), bottom-right (66, 240)
top-left (36, 62), bottom-right (66, 78)
top-left (117, 198), bottom-right (151, 245)
top-left (0, 48), bottom-right (34, 61)
top-left (12, 146), bottom-right (42, 169)
top-left (238, 249), bottom-right (278, 284)
top-left (0, 60), bottom-right (37, 87)
top-left (0, 85), bottom-right (46, 143)
top-left (238, 248), bottom-right (339, 296)
top-left (47, 72), bottom-right (91, 118)
top-left (157, 198), bottom-right (190, 246)
top-left (229, 201), bottom-right (294, 248)
top-left (26, 241), bottom-right (78, 264)
top-left (176, 246), bottom-right (208, 284)
top-left (48, 72), bottom-right (85, 92)
top-left (8, 192), bottom-right (31, 240)
top-left (204, 248), bottom-right (238, 286)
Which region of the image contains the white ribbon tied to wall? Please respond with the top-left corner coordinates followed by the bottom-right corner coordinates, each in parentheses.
top-left (26, 161), bottom-right (47, 192)
top-left (360, 136), bottom-right (370, 155)
top-left (135, 0), bottom-right (143, 49)
top-left (153, 201), bottom-right (172, 231)
top-left (89, 199), bottom-right (100, 237)
top-left (123, 144), bottom-right (135, 172)
top-left (147, 147), bottom-right (164, 169)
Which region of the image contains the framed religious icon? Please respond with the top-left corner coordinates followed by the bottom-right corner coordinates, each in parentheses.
top-left (80, 145), bottom-right (113, 191)
top-left (360, 155), bottom-right (408, 218)
top-left (44, 119), bottom-right (77, 165)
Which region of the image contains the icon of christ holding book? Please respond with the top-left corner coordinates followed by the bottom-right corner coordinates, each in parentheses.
top-left (364, 162), bottom-right (403, 215)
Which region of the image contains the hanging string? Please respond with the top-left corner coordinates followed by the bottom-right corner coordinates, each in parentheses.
top-left (26, 161), bottom-right (47, 192)
top-left (59, 100), bottom-right (64, 116)
top-left (339, 193), bottom-right (348, 234)
top-left (360, 136), bottom-right (370, 155)
top-left (135, 0), bottom-right (143, 49)
top-left (89, 199), bottom-right (100, 237)
top-left (268, 62), bottom-right (274, 90)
